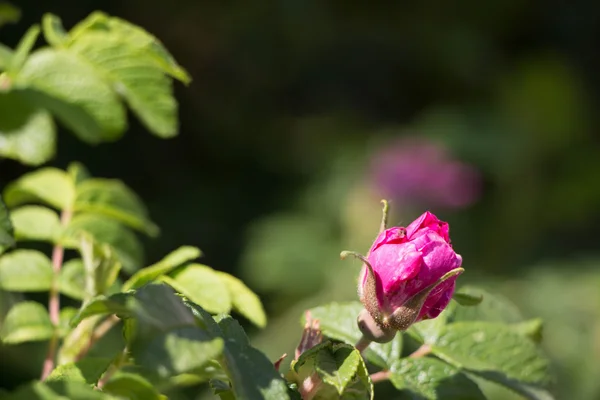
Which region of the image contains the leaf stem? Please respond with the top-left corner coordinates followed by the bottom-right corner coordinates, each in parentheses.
top-left (41, 209), bottom-right (72, 380)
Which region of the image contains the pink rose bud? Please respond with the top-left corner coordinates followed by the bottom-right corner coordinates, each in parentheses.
top-left (358, 211), bottom-right (463, 333)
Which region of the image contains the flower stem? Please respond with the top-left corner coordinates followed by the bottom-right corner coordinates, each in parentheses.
top-left (354, 335), bottom-right (372, 353)
top-left (41, 209), bottom-right (72, 380)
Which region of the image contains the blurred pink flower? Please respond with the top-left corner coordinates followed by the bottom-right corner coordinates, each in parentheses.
top-left (369, 137), bottom-right (480, 209)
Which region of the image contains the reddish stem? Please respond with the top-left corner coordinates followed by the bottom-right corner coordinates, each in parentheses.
top-left (40, 209), bottom-right (72, 380)
top-left (354, 335), bottom-right (372, 353)
top-left (370, 370), bottom-right (391, 383)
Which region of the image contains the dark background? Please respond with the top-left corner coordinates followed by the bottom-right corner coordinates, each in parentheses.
top-left (2, 1), bottom-right (600, 399)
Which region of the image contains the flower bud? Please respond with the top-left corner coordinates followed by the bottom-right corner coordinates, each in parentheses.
top-left (358, 211), bottom-right (463, 331)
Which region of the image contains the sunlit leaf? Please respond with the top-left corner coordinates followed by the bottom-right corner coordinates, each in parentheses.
top-left (389, 357), bottom-right (485, 400)
top-left (74, 178), bottom-right (158, 236)
top-left (0, 301), bottom-right (53, 344)
top-left (3, 167), bottom-right (75, 210)
top-left (0, 91), bottom-right (55, 166)
top-left (166, 264), bottom-right (231, 314)
top-left (123, 246), bottom-right (201, 291)
top-left (216, 271), bottom-right (267, 328)
top-left (46, 357), bottom-right (112, 385)
top-left (0, 249), bottom-right (53, 292)
top-left (10, 205), bottom-right (61, 242)
top-left (69, 32), bottom-right (178, 138)
top-left (67, 11), bottom-right (190, 84)
top-left (15, 48), bottom-right (127, 143)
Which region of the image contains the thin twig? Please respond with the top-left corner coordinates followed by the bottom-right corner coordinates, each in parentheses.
top-left (75, 315), bottom-right (120, 361)
top-left (370, 370), bottom-right (391, 383)
top-left (409, 344), bottom-right (431, 358)
top-left (41, 209), bottom-right (72, 380)
top-left (97, 348), bottom-right (128, 389)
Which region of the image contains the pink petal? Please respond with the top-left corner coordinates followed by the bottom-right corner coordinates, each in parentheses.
top-left (406, 211), bottom-right (450, 242)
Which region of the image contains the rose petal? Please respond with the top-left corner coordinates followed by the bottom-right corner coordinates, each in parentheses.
top-left (406, 211), bottom-right (450, 242)
top-left (369, 227), bottom-right (407, 254)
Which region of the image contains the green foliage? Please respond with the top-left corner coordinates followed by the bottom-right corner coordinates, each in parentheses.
top-left (0, 301), bottom-right (53, 344)
top-left (45, 358), bottom-right (113, 384)
top-left (389, 358), bottom-right (485, 400)
top-left (0, 7), bottom-right (559, 400)
top-left (293, 341), bottom-right (373, 400)
top-left (0, 249), bottom-right (53, 292)
top-left (2, 381), bottom-right (115, 400)
top-left (0, 11), bottom-right (189, 165)
top-left (303, 302), bottom-right (403, 369)
top-left (0, 196), bottom-right (15, 254)
top-left (304, 294), bottom-right (552, 400)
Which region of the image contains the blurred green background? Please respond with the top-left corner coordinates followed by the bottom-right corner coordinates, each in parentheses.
top-left (2, 1), bottom-right (600, 399)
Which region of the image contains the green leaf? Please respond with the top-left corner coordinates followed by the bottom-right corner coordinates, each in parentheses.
top-left (74, 178), bottom-right (158, 236)
top-left (293, 341), bottom-right (372, 400)
top-left (4, 381), bottom-right (116, 400)
top-left (409, 303), bottom-right (456, 345)
top-left (69, 32), bottom-right (178, 138)
top-left (3, 167), bottom-right (75, 210)
top-left (10, 205), bottom-right (61, 242)
top-left (127, 284), bottom-right (224, 378)
top-left (70, 292), bottom-right (132, 326)
top-left (453, 288), bottom-right (484, 306)
top-left (211, 380), bottom-right (236, 400)
top-left (63, 214), bottom-right (144, 273)
top-left (215, 315), bottom-right (290, 400)
top-left (0, 3), bottom-right (20, 28)
top-left (0, 195), bottom-right (15, 255)
top-left (15, 48), bottom-right (127, 143)
top-left (58, 259), bottom-right (85, 300)
top-left (0, 43), bottom-right (13, 70)
top-left (0, 249), bottom-right (53, 292)
top-left (42, 13), bottom-right (68, 47)
top-left (123, 246), bottom-right (201, 291)
top-left (67, 162), bottom-right (90, 186)
top-left (67, 11), bottom-right (191, 84)
top-left (0, 301), bottom-right (53, 343)
top-left (316, 343), bottom-right (362, 395)
top-left (305, 301), bottom-right (403, 369)
top-left (389, 358), bottom-right (485, 400)
top-left (217, 271), bottom-right (267, 328)
top-left (451, 287), bottom-right (523, 324)
top-left (46, 357), bottom-right (112, 385)
top-left (429, 322), bottom-right (551, 395)
top-left (7, 25), bottom-right (40, 74)
top-left (102, 372), bottom-right (164, 400)
top-left (0, 91), bottom-right (56, 166)
top-left (510, 318), bottom-right (544, 343)
top-left (165, 264), bottom-right (231, 314)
